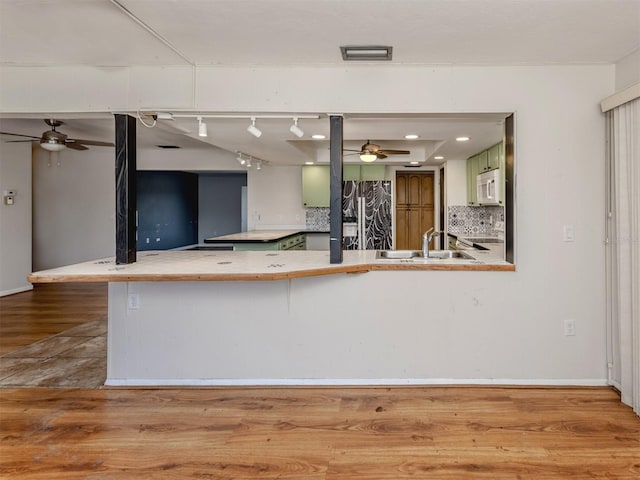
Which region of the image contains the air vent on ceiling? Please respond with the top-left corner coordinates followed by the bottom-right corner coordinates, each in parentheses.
top-left (340, 45), bottom-right (393, 61)
top-left (156, 145), bottom-right (181, 149)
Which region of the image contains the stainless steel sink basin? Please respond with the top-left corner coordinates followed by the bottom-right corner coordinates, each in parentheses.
top-left (427, 250), bottom-right (474, 260)
top-left (376, 250), bottom-right (474, 260)
top-left (376, 250), bottom-right (423, 259)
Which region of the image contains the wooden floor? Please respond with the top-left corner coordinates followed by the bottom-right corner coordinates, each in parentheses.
top-left (1, 386), bottom-right (639, 478)
top-left (0, 283), bottom-right (107, 355)
top-left (0, 283), bottom-right (639, 478)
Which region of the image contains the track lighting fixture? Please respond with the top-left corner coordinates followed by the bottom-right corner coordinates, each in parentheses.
top-left (289, 117), bottom-right (304, 138)
top-left (236, 151), bottom-right (267, 171)
top-left (247, 117), bottom-right (262, 138)
top-left (197, 116), bottom-right (207, 137)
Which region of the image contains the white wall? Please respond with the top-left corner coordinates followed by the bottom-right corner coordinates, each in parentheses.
top-left (445, 159), bottom-right (467, 207)
top-left (32, 148), bottom-right (115, 270)
top-left (0, 141), bottom-right (32, 295)
top-left (615, 48), bottom-right (640, 92)
top-left (247, 166), bottom-right (306, 230)
top-left (1, 63), bottom-right (616, 383)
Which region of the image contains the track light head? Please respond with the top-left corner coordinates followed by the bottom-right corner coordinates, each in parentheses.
top-left (256, 160), bottom-right (262, 170)
top-left (197, 116), bottom-right (207, 137)
top-left (246, 156), bottom-right (252, 168)
top-left (289, 117), bottom-right (304, 138)
top-left (247, 117), bottom-right (262, 138)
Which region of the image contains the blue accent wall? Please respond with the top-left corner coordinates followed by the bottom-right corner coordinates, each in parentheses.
top-left (198, 173), bottom-right (247, 242)
top-left (137, 171), bottom-right (198, 250)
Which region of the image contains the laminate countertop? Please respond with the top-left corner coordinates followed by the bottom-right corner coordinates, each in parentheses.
top-left (28, 249), bottom-right (514, 283)
top-left (204, 230), bottom-right (302, 243)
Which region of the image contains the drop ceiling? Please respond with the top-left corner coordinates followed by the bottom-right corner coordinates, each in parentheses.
top-left (0, 0), bottom-right (638, 165)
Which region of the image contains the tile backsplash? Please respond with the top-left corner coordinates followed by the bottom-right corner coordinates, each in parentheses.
top-left (448, 205), bottom-right (504, 236)
top-left (308, 205), bottom-right (504, 236)
top-left (305, 207), bottom-right (330, 231)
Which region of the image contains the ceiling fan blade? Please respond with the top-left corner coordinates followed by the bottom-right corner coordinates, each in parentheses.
top-left (65, 142), bottom-right (88, 151)
top-left (378, 149), bottom-right (410, 155)
top-left (4, 139), bottom-right (37, 143)
top-left (343, 148), bottom-right (362, 152)
top-left (377, 153), bottom-right (388, 159)
top-left (67, 139), bottom-right (114, 147)
top-left (0, 131), bottom-right (41, 140)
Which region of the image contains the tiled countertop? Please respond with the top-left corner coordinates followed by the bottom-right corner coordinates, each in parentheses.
top-left (28, 249), bottom-right (514, 283)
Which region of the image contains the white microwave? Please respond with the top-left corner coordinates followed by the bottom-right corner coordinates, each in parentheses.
top-left (476, 169), bottom-right (501, 205)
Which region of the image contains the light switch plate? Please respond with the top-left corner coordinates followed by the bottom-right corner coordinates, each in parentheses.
top-left (563, 224), bottom-right (575, 242)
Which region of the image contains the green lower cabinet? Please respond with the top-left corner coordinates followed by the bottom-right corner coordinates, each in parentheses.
top-left (233, 234), bottom-right (306, 251)
top-left (234, 242), bottom-right (280, 251)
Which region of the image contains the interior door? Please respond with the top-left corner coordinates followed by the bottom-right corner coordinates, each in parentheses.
top-left (395, 172), bottom-right (435, 250)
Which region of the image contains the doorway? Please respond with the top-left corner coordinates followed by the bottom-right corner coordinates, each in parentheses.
top-left (395, 172), bottom-right (435, 250)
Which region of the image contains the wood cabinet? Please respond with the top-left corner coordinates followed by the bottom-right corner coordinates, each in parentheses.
top-left (395, 172), bottom-right (434, 250)
top-left (302, 165), bottom-right (330, 207)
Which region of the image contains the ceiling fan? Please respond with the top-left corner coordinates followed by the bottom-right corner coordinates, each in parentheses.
top-left (345, 140), bottom-right (410, 162)
top-left (0, 119), bottom-right (114, 152)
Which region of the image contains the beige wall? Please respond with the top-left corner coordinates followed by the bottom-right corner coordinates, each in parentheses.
top-left (0, 141), bottom-right (32, 295)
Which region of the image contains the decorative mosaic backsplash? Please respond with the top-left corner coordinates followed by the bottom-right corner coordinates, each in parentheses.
top-left (305, 207), bottom-right (330, 231)
top-left (448, 205), bottom-right (505, 236)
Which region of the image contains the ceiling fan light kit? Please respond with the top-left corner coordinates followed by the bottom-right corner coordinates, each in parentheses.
top-left (359, 153), bottom-right (378, 162)
top-left (0, 119), bottom-right (114, 152)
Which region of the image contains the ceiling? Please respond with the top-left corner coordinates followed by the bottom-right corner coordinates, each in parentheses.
top-left (1, 0), bottom-right (638, 166)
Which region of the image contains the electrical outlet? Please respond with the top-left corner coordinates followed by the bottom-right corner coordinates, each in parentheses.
top-left (563, 319), bottom-right (575, 336)
top-left (128, 293), bottom-right (140, 310)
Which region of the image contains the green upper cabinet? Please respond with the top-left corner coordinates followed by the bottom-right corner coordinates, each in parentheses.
top-left (466, 155), bottom-right (480, 206)
top-left (302, 165), bottom-right (330, 207)
top-left (303, 164), bottom-right (387, 207)
top-left (344, 164), bottom-right (386, 181)
top-left (486, 142), bottom-right (503, 171)
top-left (466, 141), bottom-right (504, 206)
top-left (343, 164), bottom-right (361, 181)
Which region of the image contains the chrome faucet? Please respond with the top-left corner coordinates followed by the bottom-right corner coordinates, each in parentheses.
top-left (422, 227), bottom-right (440, 258)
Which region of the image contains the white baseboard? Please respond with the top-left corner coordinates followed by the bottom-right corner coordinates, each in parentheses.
top-left (105, 377), bottom-right (609, 387)
top-left (0, 284), bottom-right (33, 297)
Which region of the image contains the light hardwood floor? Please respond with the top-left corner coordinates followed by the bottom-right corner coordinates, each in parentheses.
top-left (1, 386), bottom-right (639, 478)
top-left (0, 284), bottom-right (639, 478)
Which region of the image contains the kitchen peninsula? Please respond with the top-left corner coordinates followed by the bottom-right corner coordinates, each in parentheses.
top-left (29, 250), bottom-right (514, 387)
top-left (204, 229), bottom-right (306, 251)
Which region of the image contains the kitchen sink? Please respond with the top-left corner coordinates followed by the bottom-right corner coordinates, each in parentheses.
top-left (427, 250), bottom-right (474, 260)
top-left (376, 250), bottom-right (474, 260)
top-left (376, 250), bottom-right (423, 259)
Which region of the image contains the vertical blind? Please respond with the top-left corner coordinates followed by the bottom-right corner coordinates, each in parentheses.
top-left (605, 96), bottom-right (640, 416)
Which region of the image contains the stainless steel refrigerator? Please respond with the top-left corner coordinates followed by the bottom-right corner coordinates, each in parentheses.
top-left (342, 180), bottom-right (393, 250)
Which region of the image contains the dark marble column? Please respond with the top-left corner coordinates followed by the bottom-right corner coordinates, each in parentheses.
top-left (329, 115), bottom-right (343, 264)
top-left (114, 114), bottom-right (137, 264)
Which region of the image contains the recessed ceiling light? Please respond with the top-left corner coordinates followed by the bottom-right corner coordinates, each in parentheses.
top-left (305, 161), bottom-right (314, 165)
top-left (410, 161), bottom-right (419, 165)
top-left (434, 156), bottom-right (444, 160)
top-left (456, 136), bottom-right (470, 142)
top-left (311, 134), bottom-right (326, 140)
top-left (404, 134), bottom-right (419, 140)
